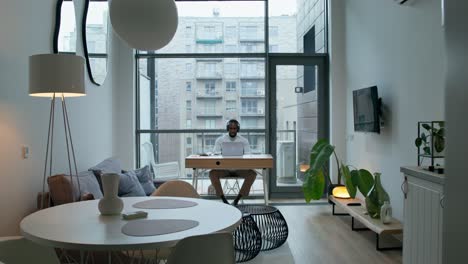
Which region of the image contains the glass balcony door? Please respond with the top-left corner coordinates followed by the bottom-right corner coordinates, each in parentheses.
top-left (268, 55), bottom-right (328, 199)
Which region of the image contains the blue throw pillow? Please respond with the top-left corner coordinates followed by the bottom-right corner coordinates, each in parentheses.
top-left (89, 157), bottom-right (122, 174)
top-left (134, 165), bottom-right (155, 195)
top-left (118, 170), bottom-right (146, 197)
top-left (71, 171), bottom-right (103, 199)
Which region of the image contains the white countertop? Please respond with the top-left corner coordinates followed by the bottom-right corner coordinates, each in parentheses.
top-left (400, 166), bottom-right (445, 185)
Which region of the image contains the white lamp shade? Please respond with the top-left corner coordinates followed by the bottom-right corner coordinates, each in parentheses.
top-left (29, 54), bottom-right (85, 98)
top-left (110, 0), bottom-right (178, 51)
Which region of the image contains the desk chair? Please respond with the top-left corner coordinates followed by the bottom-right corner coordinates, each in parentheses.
top-left (129, 180), bottom-right (200, 263)
top-left (0, 236), bottom-right (60, 264)
top-left (152, 180), bottom-right (200, 198)
top-left (166, 232), bottom-right (235, 264)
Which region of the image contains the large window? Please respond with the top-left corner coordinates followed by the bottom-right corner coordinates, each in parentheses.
top-left (136, 0), bottom-right (328, 184)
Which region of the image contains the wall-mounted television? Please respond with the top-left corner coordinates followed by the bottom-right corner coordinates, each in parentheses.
top-left (353, 86), bottom-right (381, 133)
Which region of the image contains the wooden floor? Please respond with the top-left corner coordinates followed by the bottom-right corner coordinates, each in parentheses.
top-left (245, 204), bottom-right (402, 264)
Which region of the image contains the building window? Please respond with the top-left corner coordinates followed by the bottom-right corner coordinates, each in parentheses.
top-left (205, 119), bottom-right (216, 129)
top-left (226, 81), bottom-right (236, 92)
top-left (205, 81), bottom-right (216, 95)
top-left (186, 119), bottom-right (192, 128)
top-left (269, 26), bottom-right (279, 37)
top-left (225, 45), bottom-right (237, 53)
top-left (241, 99), bottom-right (258, 113)
top-left (224, 63), bottom-right (237, 74)
top-left (204, 101), bottom-right (216, 113)
top-left (185, 26), bottom-right (192, 38)
top-left (186, 81), bottom-right (192, 92)
top-left (185, 63), bottom-right (193, 73)
top-left (186, 137), bottom-right (192, 145)
top-left (239, 25), bottom-right (257, 40)
top-left (269, 44), bottom-right (279, 52)
top-left (241, 43), bottom-right (257, 53)
top-left (226, 100), bottom-right (237, 112)
top-left (225, 26), bottom-right (236, 38)
top-left (185, 44), bottom-right (192, 53)
top-left (186, 100), bottom-right (192, 111)
top-left (241, 81), bottom-right (257, 96)
top-left (242, 118), bottom-right (258, 129)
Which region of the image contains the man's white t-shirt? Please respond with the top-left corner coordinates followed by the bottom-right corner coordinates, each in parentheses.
top-left (213, 134), bottom-right (251, 154)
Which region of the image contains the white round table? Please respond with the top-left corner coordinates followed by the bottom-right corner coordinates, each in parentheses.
top-left (20, 197), bottom-right (242, 251)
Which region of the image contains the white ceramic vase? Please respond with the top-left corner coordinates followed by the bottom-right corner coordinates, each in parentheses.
top-left (380, 201), bottom-right (393, 224)
top-left (98, 173), bottom-right (123, 215)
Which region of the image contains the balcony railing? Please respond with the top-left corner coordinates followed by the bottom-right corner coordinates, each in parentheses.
top-left (240, 109), bottom-right (264, 115)
top-left (239, 71), bottom-right (264, 79)
top-left (196, 108), bottom-right (223, 117)
top-left (196, 91), bottom-right (223, 98)
top-left (240, 89), bottom-right (265, 97)
top-left (196, 71), bottom-right (223, 79)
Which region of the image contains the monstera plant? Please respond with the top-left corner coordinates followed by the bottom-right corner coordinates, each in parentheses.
top-left (302, 139), bottom-right (390, 218)
top-left (415, 122), bottom-right (445, 155)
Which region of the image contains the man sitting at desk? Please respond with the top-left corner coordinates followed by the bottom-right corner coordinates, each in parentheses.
top-left (209, 119), bottom-right (257, 205)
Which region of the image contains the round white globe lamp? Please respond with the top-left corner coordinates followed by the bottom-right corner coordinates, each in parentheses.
top-left (109, 0), bottom-right (178, 51)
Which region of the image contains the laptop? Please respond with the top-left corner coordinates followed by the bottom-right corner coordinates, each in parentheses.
top-left (221, 142), bottom-right (244, 156)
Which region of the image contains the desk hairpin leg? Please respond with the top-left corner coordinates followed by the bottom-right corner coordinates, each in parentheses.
top-left (192, 168), bottom-right (198, 191)
top-left (331, 202), bottom-right (349, 216)
top-left (262, 168), bottom-right (268, 205)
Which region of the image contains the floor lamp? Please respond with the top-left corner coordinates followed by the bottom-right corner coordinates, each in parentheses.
top-left (29, 54), bottom-right (86, 209)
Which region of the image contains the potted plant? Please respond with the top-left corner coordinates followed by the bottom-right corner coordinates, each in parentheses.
top-left (415, 121), bottom-right (445, 167)
top-left (302, 139), bottom-right (390, 218)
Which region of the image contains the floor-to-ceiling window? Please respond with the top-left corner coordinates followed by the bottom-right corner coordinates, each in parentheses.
top-left (136, 0), bottom-right (328, 198)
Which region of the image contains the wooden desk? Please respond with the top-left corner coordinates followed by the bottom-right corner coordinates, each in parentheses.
top-left (185, 154), bottom-right (274, 204)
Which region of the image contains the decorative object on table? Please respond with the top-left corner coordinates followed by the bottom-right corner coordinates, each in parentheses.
top-left (29, 53), bottom-right (85, 209)
top-left (98, 173), bottom-right (124, 215)
top-left (380, 201), bottom-right (393, 224)
top-left (301, 139), bottom-right (373, 202)
top-left (109, 0), bottom-right (178, 51)
top-left (233, 212), bottom-right (262, 262)
top-left (236, 205), bottom-right (288, 251)
top-left (363, 172), bottom-right (390, 219)
top-left (121, 219), bottom-right (199, 237)
top-left (415, 121), bottom-right (445, 170)
top-left (133, 198), bottom-right (198, 209)
top-left (331, 185), bottom-right (351, 199)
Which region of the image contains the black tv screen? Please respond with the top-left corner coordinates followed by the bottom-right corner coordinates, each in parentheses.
top-left (353, 86), bottom-right (380, 133)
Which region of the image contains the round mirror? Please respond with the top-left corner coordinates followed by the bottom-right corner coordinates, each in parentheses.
top-left (53, 0), bottom-right (77, 54)
top-left (83, 0), bottom-right (109, 86)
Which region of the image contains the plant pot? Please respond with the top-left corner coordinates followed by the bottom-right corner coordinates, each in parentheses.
top-left (98, 173), bottom-right (123, 215)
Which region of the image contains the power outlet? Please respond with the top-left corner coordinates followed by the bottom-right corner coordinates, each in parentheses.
top-left (22, 145), bottom-right (30, 159)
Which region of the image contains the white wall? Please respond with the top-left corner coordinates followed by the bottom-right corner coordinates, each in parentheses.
top-left (341, 0), bottom-right (445, 220)
top-left (329, 0), bottom-right (347, 183)
top-left (443, 0), bottom-right (468, 261)
top-left (0, 0), bottom-right (115, 235)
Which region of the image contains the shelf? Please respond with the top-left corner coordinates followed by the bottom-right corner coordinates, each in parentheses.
top-left (418, 154), bottom-right (444, 158)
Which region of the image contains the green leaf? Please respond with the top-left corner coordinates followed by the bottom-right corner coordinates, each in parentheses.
top-left (434, 136), bottom-right (445, 153)
top-left (365, 191), bottom-right (380, 218)
top-left (350, 170), bottom-right (360, 186)
top-left (341, 164), bottom-right (356, 198)
top-left (302, 169), bottom-right (326, 202)
top-left (356, 169), bottom-right (374, 197)
top-left (421, 133), bottom-right (427, 142)
top-left (439, 121), bottom-right (445, 127)
top-left (415, 138), bottom-right (422, 147)
top-left (308, 139), bottom-right (335, 177)
top-left (422, 124), bottom-right (431, 130)
top-left (437, 127), bottom-right (445, 137)
top-left (423, 146), bottom-right (431, 155)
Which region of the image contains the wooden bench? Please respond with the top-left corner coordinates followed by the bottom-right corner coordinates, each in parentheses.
top-left (329, 195), bottom-right (403, 251)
